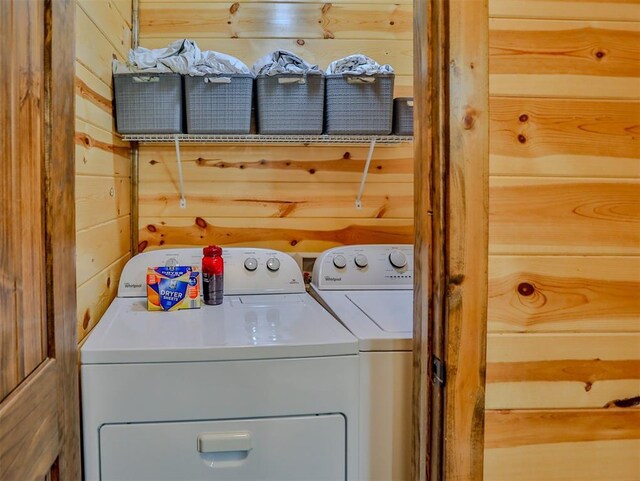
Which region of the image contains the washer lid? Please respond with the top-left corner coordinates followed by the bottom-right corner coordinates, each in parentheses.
top-left (310, 288), bottom-right (414, 352)
top-left (80, 294), bottom-right (358, 364)
top-left (346, 291), bottom-right (413, 333)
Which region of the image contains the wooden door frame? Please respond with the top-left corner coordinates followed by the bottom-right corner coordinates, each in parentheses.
top-left (47, 0), bottom-right (82, 477)
top-left (413, 0), bottom-right (489, 480)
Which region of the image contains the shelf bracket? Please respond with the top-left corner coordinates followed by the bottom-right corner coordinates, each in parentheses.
top-left (174, 135), bottom-right (186, 208)
top-left (355, 139), bottom-right (376, 209)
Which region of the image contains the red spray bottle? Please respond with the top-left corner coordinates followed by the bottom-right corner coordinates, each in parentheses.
top-left (202, 245), bottom-right (224, 305)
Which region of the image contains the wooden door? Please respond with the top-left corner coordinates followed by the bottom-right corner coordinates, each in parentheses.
top-left (0, 0), bottom-right (80, 480)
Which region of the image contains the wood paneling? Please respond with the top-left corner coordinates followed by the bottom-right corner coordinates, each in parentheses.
top-left (77, 0), bottom-right (131, 59)
top-left (138, 217), bottom-right (413, 252)
top-left (490, 20), bottom-right (639, 78)
top-left (77, 176), bottom-right (132, 231)
top-left (75, 120), bottom-right (130, 178)
top-left (77, 215), bottom-right (131, 286)
top-left (489, 0), bottom-right (640, 22)
top-left (140, 2), bottom-right (412, 40)
top-left (486, 409), bottom-right (640, 448)
top-left (491, 72), bottom-right (640, 100)
top-left (139, 145), bottom-right (413, 183)
top-left (485, 438), bottom-right (640, 481)
top-left (487, 0), bottom-right (640, 477)
top-left (76, 254), bottom-right (130, 340)
top-left (490, 97), bottom-right (640, 178)
top-left (137, 1), bottom-right (414, 252)
top-left (75, 62), bottom-right (114, 133)
top-left (489, 177), bottom-right (640, 255)
top-left (486, 333), bottom-right (640, 409)
top-left (490, 19), bottom-right (640, 99)
top-left (74, 0), bottom-right (132, 342)
top-left (488, 256), bottom-right (640, 332)
top-left (140, 181), bottom-right (412, 218)
top-left (112, 0), bottom-right (133, 27)
top-left (76, 4), bottom-right (127, 85)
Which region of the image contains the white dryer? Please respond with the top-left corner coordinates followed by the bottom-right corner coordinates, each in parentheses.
top-left (81, 247), bottom-right (359, 481)
top-left (311, 244), bottom-right (413, 481)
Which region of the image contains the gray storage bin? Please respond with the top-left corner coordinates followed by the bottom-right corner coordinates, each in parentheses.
top-left (184, 74), bottom-right (253, 134)
top-left (114, 73), bottom-right (183, 134)
top-left (325, 74), bottom-right (394, 135)
top-left (256, 73), bottom-right (324, 134)
top-left (393, 97), bottom-right (414, 135)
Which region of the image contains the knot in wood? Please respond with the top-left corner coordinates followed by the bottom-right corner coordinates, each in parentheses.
top-left (517, 282), bottom-right (534, 297)
top-left (82, 309), bottom-right (91, 330)
top-left (518, 114), bottom-right (528, 122)
top-left (463, 114), bottom-right (474, 130)
top-left (195, 217), bottom-right (208, 228)
top-left (517, 134), bottom-right (527, 144)
top-left (229, 3), bottom-right (239, 14)
top-left (463, 108), bottom-right (477, 130)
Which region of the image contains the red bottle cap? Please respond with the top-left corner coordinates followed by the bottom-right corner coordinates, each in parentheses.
top-left (203, 245), bottom-right (222, 256)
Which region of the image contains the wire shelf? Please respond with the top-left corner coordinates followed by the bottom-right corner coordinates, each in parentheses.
top-left (121, 134), bottom-right (413, 145)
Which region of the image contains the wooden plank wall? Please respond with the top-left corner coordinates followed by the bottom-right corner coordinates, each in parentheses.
top-left (136, 0), bottom-right (414, 252)
top-left (75, 0), bottom-right (132, 342)
top-left (484, 1), bottom-right (640, 480)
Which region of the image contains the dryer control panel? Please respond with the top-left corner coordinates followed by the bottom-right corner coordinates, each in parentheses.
top-left (119, 247), bottom-right (305, 297)
top-left (312, 244), bottom-right (413, 290)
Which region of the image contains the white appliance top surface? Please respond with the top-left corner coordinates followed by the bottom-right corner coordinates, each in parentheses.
top-left (311, 288), bottom-right (413, 351)
top-left (346, 291), bottom-right (413, 333)
top-left (81, 294), bottom-right (358, 364)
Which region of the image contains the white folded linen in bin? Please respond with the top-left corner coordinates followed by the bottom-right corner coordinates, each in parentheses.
top-left (194, 50), bottom-right (251, 76)
top-left (252, 50), bottom-right (322, 76)
top-left (326, 54), bottom-right (393, 76)
top-left (112, 39), bottom-right (251, 76)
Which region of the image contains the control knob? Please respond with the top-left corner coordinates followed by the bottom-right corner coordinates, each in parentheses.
top-left (244, 257), bottom-right (258, 271)
top-left (266, 257), bottom-right (280, 272)
top-left (333, 255), bottom-right (347, 269)
top-left (354, 254), bottom-right (368, 268)
top-left (389, 250), bottom-right (407, 269)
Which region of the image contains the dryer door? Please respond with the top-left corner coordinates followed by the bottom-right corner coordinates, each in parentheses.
top-left (100, 414), bottom-right (346, 481)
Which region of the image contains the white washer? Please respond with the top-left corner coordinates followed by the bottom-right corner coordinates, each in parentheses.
top-left (81, 247), bottom-right (359, 481)
top-left (310, 244), bottom-right (413, 481)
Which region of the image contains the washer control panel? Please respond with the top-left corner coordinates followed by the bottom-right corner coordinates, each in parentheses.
top-left (118, 247), bottom-right (304, 297)
top-left (312, 245), bottom-right (413, 290)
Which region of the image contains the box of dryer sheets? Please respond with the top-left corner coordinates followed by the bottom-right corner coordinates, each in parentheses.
top-left (147, 265), bottom-right (201, 311)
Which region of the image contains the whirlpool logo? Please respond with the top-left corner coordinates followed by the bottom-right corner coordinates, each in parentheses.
top-left (324, 276), bottom-right (342, 282)
top-left (125, 282), bottom-right (143, 289)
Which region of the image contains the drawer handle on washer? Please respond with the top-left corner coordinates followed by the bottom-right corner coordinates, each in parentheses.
top-left (198, 431), bottom-right (252, 453)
